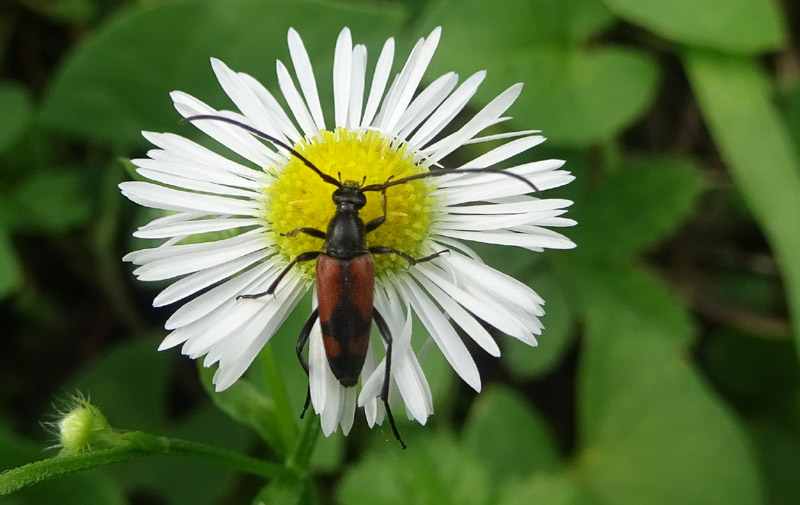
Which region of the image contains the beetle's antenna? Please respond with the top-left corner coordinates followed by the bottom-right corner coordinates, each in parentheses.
top-left (184, 114), bottom-right (342, 188)
top-left (362, 167), bottom-right (540, 193)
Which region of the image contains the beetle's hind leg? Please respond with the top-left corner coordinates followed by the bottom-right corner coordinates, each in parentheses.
top-left (296, 308), bottom-right (319, 419)
top-left (372, 308), bottom-right (407, 450)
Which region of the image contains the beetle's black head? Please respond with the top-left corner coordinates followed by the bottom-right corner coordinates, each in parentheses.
top-left (332, 181), bottom-right (367, 210)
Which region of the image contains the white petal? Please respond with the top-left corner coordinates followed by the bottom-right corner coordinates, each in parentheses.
top-left (213, 278), bottom-right (307, 390)
top-left (152, 250), bottom-right (267, 307)
top-left (348, 45), bottom-right (367, 129)
top-left (134, 217), bottom-right (260, 240)
top-left (436, 169), bottom-right (574, 206)
top-left (135, 168), bottom-right (260, 199)
top-left (141, 131), bottom-right (265, 183)
top-left (425, 83), bottom-right (523, 164)
top-left (164, 261), bottom-right (278, 330)
top-left (170, 91), bottom-right (281, 168)
top-left (198, 273), bottom-right (305, 363)
top-left (464, 129), bottom-right (542, 145)
top-left (361, 342), bottom-right (381, 427)
top-left (410, 270), bottom-right (500, 356)
top-left (132, 236), bottom-right (268, 281)
top-left (444, 197), bottom-right (573, 215)
top-left (457, 136), bottom-right (546, 170)
top-left (340, 387), bottom-right (357, 435)
top-left (409, 71), bottom-right (486, 149)
top-left (428, 236), bottom-right (483, 262)
top-left (333, 28), bottom-right (353, 128)
top-left (361, 38), bottom-right (394, 128)
top-left (378, 27), bottom-right (441, 132)
top-left (436, 159), bottom-right (565, 188)
top-left (287, 28), bottom-right (326, 131)
top-left (435, 227), bottom-right (576, 250)
top-left (120, 181), bottom-right (259, 216)
top-left (210, 58), bottom-right (287, 143)
top-left (124, 228), bottom-right (264, 265)
top-left (369, 287), bottom-right (433, 423)
top-left (308, 318), bottom-right (329, 414)
top-left (238, 72), bottom-right (302, 142)
top-left (132, 156), bottom-right (261, 190)
top-left (435, 210), bottom-right (569, 231)
top-left (414, 261), bottom-right (533, 340)
top-left (396, 72), bottom-right (458, 139)
top-left (396, 275), bottom-right (481, 391)
top-left (276, 60), bottom-right (319, 138)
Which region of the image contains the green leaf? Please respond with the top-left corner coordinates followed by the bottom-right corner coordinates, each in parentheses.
top-left (66, 336), bottom-right (256, 505)
top-left (419, 0), bottom-right (614, 47)
top-left (417, 0), bottom-right (658, 147)
top-left (503, 273), bottom-right (575, 379)
top-left (783, 83), bottom-right (800, 151)
top-left (574, 265), bottom-right (765, 505)
top-left (9, 170), bottom-right (93, 233)
top-left (254, 473), bottom-right (315, 505)
top-left (337, 433), bottom-right (491, 505)
top-left (197, 364), bottom-right (287, 454)
top-left (0, 82), bottom-right (33, 155)
top-left (41, 0), bottom-right (407, 146)
top-left (684, 50), bottom-right (800, 363)
top-left (15, 0), bottom-right (96, 23)
top-left (569, 157), bottom-right (704, 258)
top-left (498, 473), bottom-right (597, 505)
top-left (601, 0), bottom-right (785, 54)
top-left (463, 385), bottom-right (561, 483)
top-left (749, 418), bottom-right (800, 505)
top-left (0, 224), bottom-right (22, 299)
top-left (705, 330), bottom-right (798, 406)
top-left (564, 262), bottom-right (695, 354)
top-left (66, 336), bottom-right (171, 431)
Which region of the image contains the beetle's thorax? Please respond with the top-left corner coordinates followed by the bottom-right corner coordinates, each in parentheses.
top-left (324, 182), bottom-right (368, 259)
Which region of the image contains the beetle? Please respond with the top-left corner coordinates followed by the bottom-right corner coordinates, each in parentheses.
top-left (186, 114), bottom-right (538, 448)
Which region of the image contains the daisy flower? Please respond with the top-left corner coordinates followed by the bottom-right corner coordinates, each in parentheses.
top-left (120, 26), bottom-right (576, 440)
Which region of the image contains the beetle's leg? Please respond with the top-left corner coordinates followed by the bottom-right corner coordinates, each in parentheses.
top-left (368, 246), bottom-right (449, 265)
top-left (365, 188), bottom-right (389, 233)
top-left (283, 227), bottom-right (326, 239)
top-left (238, 251), bottom-right (321, 300)
top-left (297, 307), bottom-right (319, 419)
top-left (372, 308), bottom-right (407, 450)
top-left (365, 176), bottom-right (394, 233)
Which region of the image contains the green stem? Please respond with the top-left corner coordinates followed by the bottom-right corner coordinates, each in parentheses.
top-left (286, 414), bottom-right (321, 472)
top-left (259, 345), bottom-right (297, 451)
top-left (0, 447), bottom-right (145, 495)
top-left (0, 432), bottom-right (293, 496)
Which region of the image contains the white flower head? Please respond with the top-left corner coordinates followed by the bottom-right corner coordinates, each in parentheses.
top-left (120, 27), bottom-right (576, 441)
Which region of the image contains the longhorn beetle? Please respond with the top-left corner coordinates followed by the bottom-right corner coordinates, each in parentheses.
top-left (186, 115), bottom-right (539, 448)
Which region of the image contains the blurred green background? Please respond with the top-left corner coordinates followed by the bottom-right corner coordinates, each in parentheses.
top-left (2, 0), bottom-right (800, 504)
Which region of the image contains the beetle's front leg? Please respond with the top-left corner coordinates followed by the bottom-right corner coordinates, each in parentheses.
top-left (365, 177), bottom-right (393, 233)
top-left (283, 227), bottom-right (326, 239)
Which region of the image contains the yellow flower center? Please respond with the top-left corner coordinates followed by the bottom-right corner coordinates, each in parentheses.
top-left (263, 128), bottom-right (436, 279)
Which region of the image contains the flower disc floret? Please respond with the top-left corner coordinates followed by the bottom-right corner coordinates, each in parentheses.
top-left (264, 128), bottom-right (435, 277)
